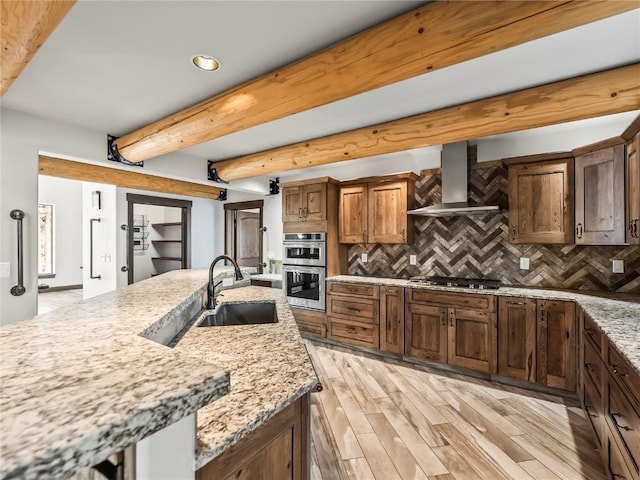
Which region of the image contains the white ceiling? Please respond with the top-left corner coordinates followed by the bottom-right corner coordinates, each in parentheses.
top-left (2, 1), bottom-right (639, 174)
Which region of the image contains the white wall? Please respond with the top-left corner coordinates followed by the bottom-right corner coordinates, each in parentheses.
top-left (37, 176), bottom-right (83, 288)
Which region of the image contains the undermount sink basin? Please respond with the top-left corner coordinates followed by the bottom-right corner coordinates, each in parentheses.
top-left (198, 301), bottom-right (278, 327)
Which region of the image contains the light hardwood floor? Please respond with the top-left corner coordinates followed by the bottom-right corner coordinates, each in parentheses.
top-left (306, 341), bottom-right (605, 480)
top-left (38, 288), bottom-right (83, 314)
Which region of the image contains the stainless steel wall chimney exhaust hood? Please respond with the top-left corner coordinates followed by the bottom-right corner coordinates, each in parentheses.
top-left (408, 142), bottom-right (500, 217)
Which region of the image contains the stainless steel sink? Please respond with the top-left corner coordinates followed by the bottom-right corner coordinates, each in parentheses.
top-left (198, 302), bottom-right (278, 327)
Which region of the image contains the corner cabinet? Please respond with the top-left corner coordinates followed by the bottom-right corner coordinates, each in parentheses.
top-left (626, 129), bottom-right (640, 244)
top-left (339, 173), bottom-right (417, 244)
top-left (575, 144), bottom-right (626, 244)
top-left (504, 155), bottom-right (574, 244)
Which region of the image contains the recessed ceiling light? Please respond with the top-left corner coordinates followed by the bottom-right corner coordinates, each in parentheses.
top-left (191, 55), bottom-right (221, 72)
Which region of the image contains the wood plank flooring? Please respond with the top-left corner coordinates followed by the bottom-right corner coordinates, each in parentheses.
top-left (38, 288), bottom-right (83, 314)
top-left (306, 341), bottom-right (605, 480)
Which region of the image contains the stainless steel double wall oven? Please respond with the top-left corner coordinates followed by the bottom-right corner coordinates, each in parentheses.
top-left (282, 233), bottom-right (326, 311)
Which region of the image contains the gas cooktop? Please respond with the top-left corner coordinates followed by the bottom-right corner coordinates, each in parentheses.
top-left (409, 276), bottom-right (501, 290)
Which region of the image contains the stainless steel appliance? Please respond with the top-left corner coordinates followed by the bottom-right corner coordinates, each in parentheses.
top-left (283, 233), bottom-right (326, 310)
top-left (409, 275), bottom-right (501, 290)
top-left (283, 233), bottom-right (326, 267)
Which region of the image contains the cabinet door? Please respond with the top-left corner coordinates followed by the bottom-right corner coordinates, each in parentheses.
top-left (627, 131), bottom-right (640, 244)
top-left (282, 186), bottom-right (303, 223)
top-left (405, 303), bottom-right (447, 363)
top-left (508, 159), bottom-right (574, 244)
top-left (575, 145), bottom-right (625, 244)
top-left (448, 308), bottom-right (496, 374)
top-left (498, 297), bottom-right (537, 382)
top-left (368, 180), bottom-right (408, 243)
top-left (339, 185), bottom-right (367, 243)
top-left (301, 183), bottom-right (326, 222)
top-left (380, 286), bottom-right (404, 355)
top-left (537, 300), bottom-right (576, 391)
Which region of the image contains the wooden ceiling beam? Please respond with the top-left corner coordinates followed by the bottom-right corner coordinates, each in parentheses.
top-left (210, 63), bottom-right (640, 182)
top-left (39, 156), bottom-right (225, 200)
top-left (113, 0), bottom-right (637, 164)
top-left (1, 1), bottom-right (76, 96)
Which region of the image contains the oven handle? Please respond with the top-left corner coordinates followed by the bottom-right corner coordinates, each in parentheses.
top-left (283, 265), bottom-right (326, 274)
top-left (283, 242), bottom-right (325, 249)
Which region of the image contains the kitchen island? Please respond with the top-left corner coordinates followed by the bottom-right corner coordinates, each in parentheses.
top-left (0, 268), bottom-right (317, 479)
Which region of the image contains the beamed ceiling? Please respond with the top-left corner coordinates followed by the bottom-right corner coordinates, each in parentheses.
top-left (2, 1), bottom-right (640, 189)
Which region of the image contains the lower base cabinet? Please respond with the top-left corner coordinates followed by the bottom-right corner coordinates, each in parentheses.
top-left (291, 307), bottom-right (327, 338)
top-left (197, 394), bottom-right (310, 480)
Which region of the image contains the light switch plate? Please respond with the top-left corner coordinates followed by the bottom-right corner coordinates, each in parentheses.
top-left (361, 253), bottom-right (368, 263)
top-left (0, 262), bottom-right (10, 278)
top-left (409, 255), bottom-right (417, 265)
top-left (520, 257), bottom-right (530, 270)
top-left (222, 277), bottom-right (234, 287)
top-left (612, 259), bottom-right (624, 273)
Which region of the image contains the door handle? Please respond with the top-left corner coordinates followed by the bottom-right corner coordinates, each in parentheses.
top-left (576, 222), bottom-right (583, 239)
top-left (120, 224), bottom-right (129, 272)
top-left (9, 209), bottom-right (26, 296)
top-left (401, 228), bottom-right (405, 242)
top-left (298, 208), bottom-right (302, 219)
top-left (90, 218), bottom-right (101, 280)
top-left (449, 311), bottom-right (454, 327)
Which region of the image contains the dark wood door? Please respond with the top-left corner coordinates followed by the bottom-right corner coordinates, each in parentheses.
top-left (575, 145), bottom-right (625, 244)
top-left (537, 300), bottom-right (576, 391)
top-left (236, 211), bottom-right (260, 267)
top-left (302, 183), bottom-right (326, 222)
top-left (627, 131), bottom-right (640, 244)
top-left (339, 185), bottom-right (367, 243)
top-left (368, 180), bottom-right (408, 244)
top-left (282, 186), bottom-right (303, 223)
top-left (405, 303), bottom-right (447, 363)
top-left (380, 286), bottom-right (404, 355)
top-left (447, 308), bottom-right (496, 374)
top-left (498, 297), bottom-right (537, 382)
top-left (508, 159), bottom-right (574, 244)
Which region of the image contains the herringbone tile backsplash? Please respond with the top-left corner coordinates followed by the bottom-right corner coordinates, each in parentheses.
top-left (347, 161), bottom-right (640, 293)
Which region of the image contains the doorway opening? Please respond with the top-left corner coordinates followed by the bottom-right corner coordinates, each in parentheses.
top-left (224, 200), bottom-right (264, 272)
top-left (126, 194), bottom-right (192, 284)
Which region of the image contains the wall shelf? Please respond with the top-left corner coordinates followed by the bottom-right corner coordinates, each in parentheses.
top-left (151, 257), bottom-right (182, 261)
top-left (151, 240), bottom-right (182, 243)
top-left (152, 222), bottom-right (182, 227)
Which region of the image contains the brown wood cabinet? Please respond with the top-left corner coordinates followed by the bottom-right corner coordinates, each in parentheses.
top-left (197, 393), bottom-right (309, 480)
top-left (537, 300), bottom-right (576, 391)
top-left (405, 289), bottom-right (496, 374)
top-left (326, 281), bottom-right (380, 349)
top-left (380, 286), bottom-right (404, 355)
top-left (339, 174), bottom-right (416, 244)
top-left (291, 306), bottom-right (326, 338)
top-left (579, 310), bottom-right (639, 480)
top-left (626, 129), bottom-right (640, 244)
top-left (497, 297), bottom-right (537, 382)
top-left (282, 182), bottom-right (327, 224)
top-left (505, 156), bottom-right (574, 244)
top-left (575, 144), bottom-right (626, 244)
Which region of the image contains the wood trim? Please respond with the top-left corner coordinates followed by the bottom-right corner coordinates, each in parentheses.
top-left (571, 136), bottom-right (626, 156)
top-left (340, 171), bottom-right (419, 186)
top-left (112, 1), bottom-right (637, 164)
top-left (125, 193), bottom-right (193, 208)
top-left (502, 151), bottom-right (573, 167)
top-left (39, 156), bottom-right (224, 199)
top-left (280, 176), bottom-right (339, 188)
top-left (212, 64), bottom-right (640, 182)
top-left (621, 114), bottom-right (640, 141)
top-left (1, 1), bottom-right (76, 96)
top-left (223, 200), bottom-right (264, 210)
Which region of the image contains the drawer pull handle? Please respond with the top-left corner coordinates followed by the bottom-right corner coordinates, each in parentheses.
top-left (584, 362), bottom-right (594, 372)
top-left (506, 301), bottom-right (525, 306)
top-left (612, 474), bottom-right (626, 479)
top-left (611, 413), bottom-right (632, 431)
top-left (611, 365), bottom-right (628, 377)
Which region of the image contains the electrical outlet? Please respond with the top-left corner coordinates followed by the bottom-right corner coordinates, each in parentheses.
top-left (612, 259), bottom-right (624, 273)
top-left (520, 257), bottom-right (530, 270)
top-left (409, 255), bottom-right (417, 265)
top-left (222, 277), bottom-right (234, 287)
top-left (0, 262), bottom-right (10, 278)
top-left (361, 253), bottom-right (368, 263)
top-left (104, 254), bottom-right (111, 263)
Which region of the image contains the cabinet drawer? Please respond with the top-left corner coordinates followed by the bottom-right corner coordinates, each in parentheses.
top-left (328, 282), bottom-right (379, 299)
top-left (297, 320), bottom-right (326, 338)
top-left (607, 433), bottom-right (635, 480)
top-left (583, 336), bottom-right (604, 396)
top-left (583, 313), bottom-right (603, 354)
top-left (609, 345), bottom-right (640, 408)
top-left (607, 376), bottom-right (640, 476)
top-left (328, 317), bottom-right (379, 349)
top-left (327, 295), bottom-right (379, 324)
top-left (408, 289), bottom-right (495, 312)
top-left (583, 374), bottom-right (604, 449)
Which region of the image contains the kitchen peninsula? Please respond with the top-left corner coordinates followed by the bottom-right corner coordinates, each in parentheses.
top-left (0, 268), bottom-right (317, 479)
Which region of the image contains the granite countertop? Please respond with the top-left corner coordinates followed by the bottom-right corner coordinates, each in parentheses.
top-left (249, 273), bottom-right (283, 282)
top-left (172, 286), bottom-right (317, 470)
top-left (0, 268), bottom-right (241, 480)
top-left (327, 275), bottom-right (640, 376)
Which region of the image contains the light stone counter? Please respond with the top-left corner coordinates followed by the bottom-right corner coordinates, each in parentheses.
top-left (327, 275), bottom-right (640, 376)
top-left (0, 268), bottom-right (243, 480)
top-left (171, 286), bottom-right (318, 470)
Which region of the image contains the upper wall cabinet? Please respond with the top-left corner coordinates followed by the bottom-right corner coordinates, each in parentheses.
top-left (625, 129), bottom-right (640, 244)
top-left (281, 177), bottom-right (338, 233)
top-left (504, 155), bottom-right (574, 244)
top-left (339, 173), bottom-right (417, 244)
top-left (574, 144), bottom-right (625, 245)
